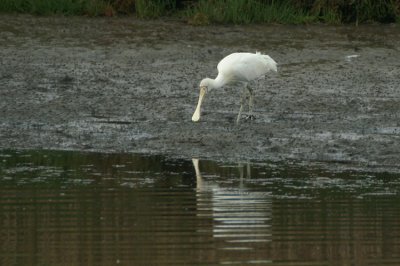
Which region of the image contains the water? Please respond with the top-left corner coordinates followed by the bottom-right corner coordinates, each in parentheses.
top-left (0, 150), bottom-right (399, 265)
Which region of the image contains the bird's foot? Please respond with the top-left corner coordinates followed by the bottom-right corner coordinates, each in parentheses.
top-left (245, 114), bottom-right (256, 121)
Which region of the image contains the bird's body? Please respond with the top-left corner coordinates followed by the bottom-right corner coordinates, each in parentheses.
top-left (192, 52), bottom-right (277, 123)
top-left (217, 52), bottom-right (277, 84)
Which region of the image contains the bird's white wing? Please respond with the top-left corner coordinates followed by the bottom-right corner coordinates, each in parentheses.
top-left (217, 52), bottom-right (277, 83)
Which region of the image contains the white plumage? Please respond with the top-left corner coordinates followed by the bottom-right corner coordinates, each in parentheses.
top-left (192, 52), bottom-right (277, 123)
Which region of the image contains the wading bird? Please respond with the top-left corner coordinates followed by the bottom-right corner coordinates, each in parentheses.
top-left (192, 52), bottom-right (277, 124)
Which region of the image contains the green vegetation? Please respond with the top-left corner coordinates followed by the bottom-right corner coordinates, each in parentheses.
top-left (0, 0), bottom-right (399, 24)
top-left (0, 0), bottom-right (108, 16)
top-left (186, 0), bottom-right (314, 24)
top-left (299, 0), bottom-right (400, 24)
top-left (134, 0), bottom-right (176, 18)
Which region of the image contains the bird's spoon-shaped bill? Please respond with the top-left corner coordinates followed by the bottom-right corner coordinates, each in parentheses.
top-left (192, 87), bottom-right (207, 122)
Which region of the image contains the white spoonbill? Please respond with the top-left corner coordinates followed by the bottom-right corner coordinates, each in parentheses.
top-left (192, 52), bottom-right (277, 124)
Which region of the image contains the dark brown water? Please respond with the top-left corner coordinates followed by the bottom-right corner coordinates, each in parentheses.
top-left (0, 150), bottom-right (399, 265)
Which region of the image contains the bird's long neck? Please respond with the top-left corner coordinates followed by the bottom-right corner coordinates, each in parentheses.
top-left (210, 74), bottom-right (227, 89)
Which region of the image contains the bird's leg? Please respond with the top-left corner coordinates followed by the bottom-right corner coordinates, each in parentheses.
top-left (246, 85), bottom-right (255, 120)
top-left (236, 87), bottom-right (247, 124)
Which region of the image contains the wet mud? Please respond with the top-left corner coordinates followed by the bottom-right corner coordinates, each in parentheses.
top-left (0, 15), bottom-right (399, 172)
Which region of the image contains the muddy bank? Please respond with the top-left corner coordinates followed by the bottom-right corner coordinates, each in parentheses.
top-left (0, 15), bottom-right (399, 172)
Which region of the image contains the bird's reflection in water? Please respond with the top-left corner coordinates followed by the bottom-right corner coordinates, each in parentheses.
top-left (192, 159), bottom-right (272, 247)
top-left (238, 162), bottom-right (252, 187)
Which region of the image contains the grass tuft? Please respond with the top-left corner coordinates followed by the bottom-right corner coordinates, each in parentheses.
top-left (134, 0), bottom-right (176, 19)
top-left (185, 0), bottom-right (315, 24)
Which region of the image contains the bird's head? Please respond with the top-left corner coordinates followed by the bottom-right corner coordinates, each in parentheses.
top-left (199, 78), bottom-right (214, 92)
top-left (192, 78), bottom-right (212, 122)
